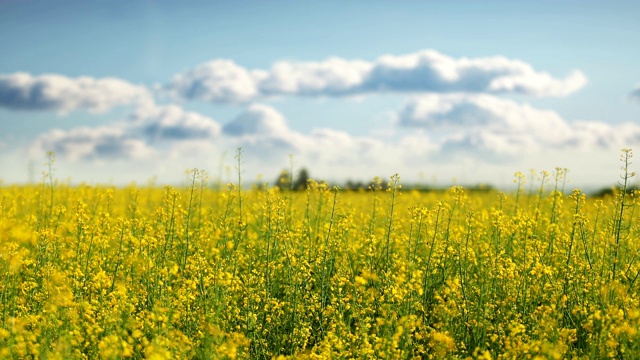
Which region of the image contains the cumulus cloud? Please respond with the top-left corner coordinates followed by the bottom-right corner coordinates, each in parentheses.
top-left (360, 50), bottom-right (586, 97)
top-left (133, 104), bottom-right (221, 141)
top-left (27, 102), bottom-right (400, 177)
top-left (0, 72), bottom-right (152, 113)
top-left (398, 94), bottom-right (573, 144)
top-left (219, 106), bottom-right (402, 168)
top-left (26, 98), bottom-right (640, 187)
top-left (298, 128), bottom-right (385, 167)
top-left (30, 102), bottom-right (223, 160)
top-left (30, 103), bottom-right (300, 164)
top-left (223, 104), bottom-right (292, 138)
top-left (165, 60), bottom-right (260, 104)
top-left (165, 49), bottom-right (587, 103)
top-left (396, 94), bottom-right (640, 159)
top-left (258, 58), bottom-right (372, 96)
top-left (566, 121), bottom-right (640, 150)
top-left (439, 131), bottom-right (540, 162)
top-left (31, 125), bottom-right (153, 161)
top-left (219, 104), bottom-right (307, 162)
top-left (4, 50), bottom-right (586, 115)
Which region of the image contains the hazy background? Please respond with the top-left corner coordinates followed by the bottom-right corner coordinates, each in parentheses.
top-left (1, 0), bottom-right (639, 190)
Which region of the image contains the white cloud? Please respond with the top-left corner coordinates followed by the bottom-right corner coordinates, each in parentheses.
top-left (164, 49), bottom-right (587, 103)
top-left (565, 121), bottom-right (640, 150)
top-left (29, 103), bottom-right (300, 166)
top-left (31, 125), bottom-right (154, 161)
top-left (361, 50), bottom-right (587, 97)
top-left (24, 99), bottom-right (640, 188)
top-left (397, 133), bottom-right (439, 156)
top-left (30, 102), bottom-right (222, 161)
top-left (0, 72), bottom-right (152, 113)
top-left (219, 106), bottom-right (405, 170)
top-left (486, 69), bottom-right (586, 97)
top-left (223, 104), bottom-right (292, 138)
top-left (396, 94), bottom-right (640, 159)
top-left (398, 94), bottom-right (572, 143)
top-left (165, 60), bottom-right (260, 104)
top-left (439, 131), bottom-right (541, 162)
top-left (259, 58), bottom-right (372, 96)
top-left (133, 104), bottom-right (221, 141)
top-left (219, 104), bottom-right (307, 163)
top-left (1, 50), bottom-right (586, 114)
top-left (300, 128), bottom-right (386, 168)
top-left (26, 103), bottom-right (396, 182)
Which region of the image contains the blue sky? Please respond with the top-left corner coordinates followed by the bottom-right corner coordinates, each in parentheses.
top-left (1, 1), bottom-right (639, 188)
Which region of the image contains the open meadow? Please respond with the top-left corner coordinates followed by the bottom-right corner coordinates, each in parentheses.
top-left (1, 152), bottom-right (640, 359)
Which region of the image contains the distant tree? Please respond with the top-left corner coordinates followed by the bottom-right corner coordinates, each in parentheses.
top-left (294, 168), bottom-right (310, 190)
top-left (274, 169), bottom-right (291, 191)
top-left (592, 185), bottom-right (639, 198)
top-left (345, 179), bottom-right (365, 190)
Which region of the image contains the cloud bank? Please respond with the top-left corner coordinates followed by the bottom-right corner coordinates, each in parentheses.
top-left (0, 50), bottom-right (590, 115)
top-left (397, 94), bottom-right (640, 160)
top-left (165, 49), bottom-right (587, 103)
top-left (165, 60), bottom-right (260, 104)
top-left (133, 104), bottom-right (222, 141)
top-left (223, 104), bottom-right (292, 138)
top-left (27, 96), bottom-right (640, 186)
top-left (31, 125), bottom-right (153, 162)
top-left (6, 49), bottom-right (635, 187)
top-left (31, 103), bottom-right (223, 160)
top-left (0, 73), bottom-right (152, 113)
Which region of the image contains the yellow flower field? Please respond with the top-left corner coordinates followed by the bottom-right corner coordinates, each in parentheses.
top-left (1, 153), bottom-right (640, 359)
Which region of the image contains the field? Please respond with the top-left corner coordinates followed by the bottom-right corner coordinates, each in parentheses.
top-left (1, 155), bottom-right (640, 359)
